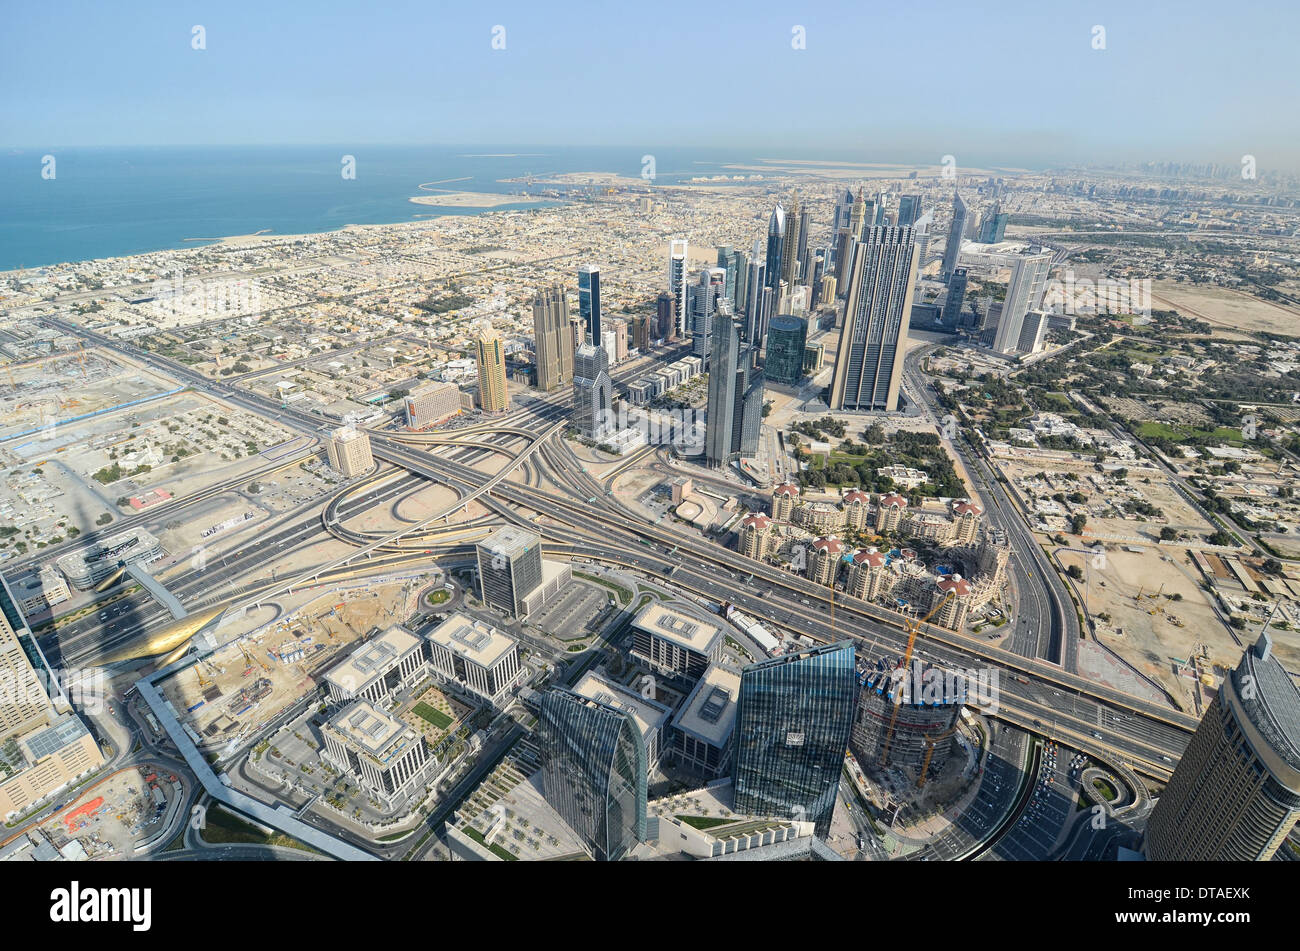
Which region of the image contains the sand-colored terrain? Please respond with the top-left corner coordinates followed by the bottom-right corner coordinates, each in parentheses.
top-left (1151, 281), bottom-right (1300, 337)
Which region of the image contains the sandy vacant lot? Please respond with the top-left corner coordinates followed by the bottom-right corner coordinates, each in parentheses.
top-left (1152, 281), bottom-right (1300, 337)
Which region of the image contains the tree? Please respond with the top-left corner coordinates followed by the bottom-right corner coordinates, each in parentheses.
top-left (1159, 527), bottom-right (1178, 541)
top-left (1070, 513), bottom-right (1088, 535)
top-left (1067, 564), bottom-right (1083, 581)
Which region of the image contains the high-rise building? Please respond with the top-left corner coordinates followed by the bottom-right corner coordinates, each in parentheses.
top-left (848, 188), bottom-right (867, 241)
top-left (405, 380), bottom-right (463, 429)
top-left (738, 512), bottom-right (775, 561)
top-left (732, 642), bottom-right (859, 837)
top-left (1016, 310), bottom-right (1048, 354)
top-left (325, 426), bottom-right (374, 478)
top-left (630, 313), bottom-right (650, 353)
top-left (688, 269), bottom-right (726, 364)
top-left (538, 687), bottom-right (648, 861)
top-left (705, 305), bottom-right (741, 468)
top-left (573, 343), bottom-right (613, 439)
top-left (655, 291), bottom-right (677, 342)
top-left (1145, 632), bottom-right (1300, 861)
top-left (476, 526), bottom-right (543, 618)
top-left (474, 327), bottom-right (510, 413)
top-left (716, 245), bottom-right (736, 302)
top-left (0, 590), bottom-right (50, 742)
top-left (532, 283), bottom-right (574, 392)
top-left (764, 314), bottom-right (807, 386)
top-left (764, 204), bottom-right (785, 292)
top-left (577, 264), bottom-right (601, 346)
top-left (731, 247), bottom-right (750, 316)
top-left (976, 203), bottom-right (1010, 243)
top-left (897, 194), bottom-right (923, 228)
top-left (830, 226), bottom-right (918, 412)
top-left (992, 251), bottom-right (1052, 354)
top-left (668, 239), bottom-right (689, 338)
top-left (742, 245), bottom-right (766, 340)
top-left (942, 268), bottom-right (968, 326)
top-left (940, 191), bottom-right (968, 281)
top-left (794, 203), bottom-right (811, 285)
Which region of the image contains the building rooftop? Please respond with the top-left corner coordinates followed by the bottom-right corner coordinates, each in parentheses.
top-left (479, 525), bottom-right (541, 562)
top-left (326, 700), bottom-right (416, 766)
top-left (427, 613), bottom-right (517, 668)
top-left (632, 603), bottom-right (724, 654)
top-left (1236, 633), bottom-right (1300, 776)
top-left (572, 671), bottom-right (671, 741)
top-left (673, 664), bottom-right (742, 748)
top-left (324, 625), bottom-right (421, 695)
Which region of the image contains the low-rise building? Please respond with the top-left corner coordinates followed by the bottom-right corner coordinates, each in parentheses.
top-left (321, 700), bottom-right (430, 810)
top-left (630, 603), bottom-right (724, 680)
top-left (425, 614), bottom-right (523, 705)
top-left (323, 626), bottom-right (425, 707)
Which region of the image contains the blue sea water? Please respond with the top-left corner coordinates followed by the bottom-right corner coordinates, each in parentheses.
top-left (0, 145), bottom-right (749, 272)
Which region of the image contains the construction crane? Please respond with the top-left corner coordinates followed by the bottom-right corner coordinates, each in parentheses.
top-left (880, 590), bottom-right (956, 768)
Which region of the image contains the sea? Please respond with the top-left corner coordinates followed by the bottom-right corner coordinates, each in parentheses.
top-left (0, 145), bottom-right (786, 273)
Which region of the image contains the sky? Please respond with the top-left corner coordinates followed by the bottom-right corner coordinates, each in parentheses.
top-left (3, 0), bottom-right (1298, 171)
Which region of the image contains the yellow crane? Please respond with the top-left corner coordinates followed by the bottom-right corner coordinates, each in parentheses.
top-left (880, 590), bottom-right (956, 768)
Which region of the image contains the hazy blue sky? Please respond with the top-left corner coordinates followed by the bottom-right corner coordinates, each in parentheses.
top-left (4, 0), bottom-right (1297, 170)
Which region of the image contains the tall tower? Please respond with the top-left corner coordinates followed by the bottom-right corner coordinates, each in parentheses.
top-left (730, 247), bottom-right (750, 316)
top-left (794, 202), bottom-right (811, 285)
top-left (577, 264), bottom-right (602, 346)
top-left (474, 326), bottom-right (510, 413)
top-left (897, 194), bottom-right (922, 228)
top-left (764, 204), bottom-right (785, 292)
top-left (573, 343), bottom-right (613, 439)
top-left (538, 687), bottom-right (647, 861)
top-left (732, 642), bottom-right (858, 837)
top-left (1145, 632), bottom-right (1300, 861)
top-left (688, 269), bottom-right (725, 365)
top-left (849, 188), bottom-right (867, 241)
top-left (0, 583), bottom-right (51, 741)
top-left (668, 239), bottom-right (689, 338)
top-left (532, 283), bottom-right (574, 392)
top-left (830, 226), bottom-right (918, 412)
top-left (940, 191), bottom-right (968, 281)
top-left (705, 304), bottom-right (740, 468)
top-left (992, 251), bottom-right (1052, 354)
top-left (716, 245), bottom-right (736, 303)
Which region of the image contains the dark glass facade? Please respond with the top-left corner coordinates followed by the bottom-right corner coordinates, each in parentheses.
top-left (732, 642), bottom-right (858, 837)
top-left (539, 687), bottom-right (647, 861)
top-left (764, 314), bottom-right (807, 385)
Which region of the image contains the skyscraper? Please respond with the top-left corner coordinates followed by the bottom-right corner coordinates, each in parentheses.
top-left (976, 202), bottom-right (1009, 243)
top-left (668, 239), bottom-right (689, 338)
top-left (731, 247), bottom-right (750, 316)
top-left (716, 245), bottom-right (736, 302)
top-left (991, 251), bottom-right (1052, 354)
top-left (577, 264), bottom-right (601, 345)
top-left (781, 194), bottom-right (803, 288)
top-left (538, 687), bottom-right (647, 861)
top-left (848, 188), bottom-right (867, 241)
top-left (830, 225), bottom-right (918, 412)
top-left (573, 343), bottom-right (613, 439)
top-left (474, 326), bottom-right (509, 413)
top-left (655, 291), bottom-right (676, 342)
top-left (795, 203), bottom-right (811, 284)
top-left (764, 314), bottom-right (807, 386)
top-left (705, 304), bottom-right (740, 468)
top-left (942, 267), bottom-right (968, 326)
top-left (688, 268), bottom-right (726, 364)
top-left (940, 191), bottom-right (968, 281)
top-left (476, 526), bottom-right (543, 619)
top-left (732, 642), bottom-right (858, 837)
top-left (897, 194), bottom-right (923, 228)
top-left (764, 204), bottom-right (785, 292)
top-left (532, 283), bottom-right (574, 392)
top-left (1145, 632), bottom-right (1300, 861)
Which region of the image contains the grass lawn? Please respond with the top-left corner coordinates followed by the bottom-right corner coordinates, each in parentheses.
top-left (676, 815), bottom-right (735, 830)
top-left (462, 825), bottom-right (519, 861)
top-left (1136, 421), bottom-right (1245, 446)
top-left (413, 702), bottom-right (453, 730)
top-left (199, 805), bottom-right (320, 854)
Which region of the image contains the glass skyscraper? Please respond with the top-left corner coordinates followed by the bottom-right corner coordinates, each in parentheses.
top-left (764, 314), bottom-right (807, 386)
top-left (732, 642), bottom-right (858, 837)
top-left (578, 264), bottom-right (601, 346)
top-left (538, 687), bottom-right (647, 861)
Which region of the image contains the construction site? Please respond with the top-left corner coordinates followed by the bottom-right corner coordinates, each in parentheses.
top-left (160, 579), bottom-right (425, 761)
